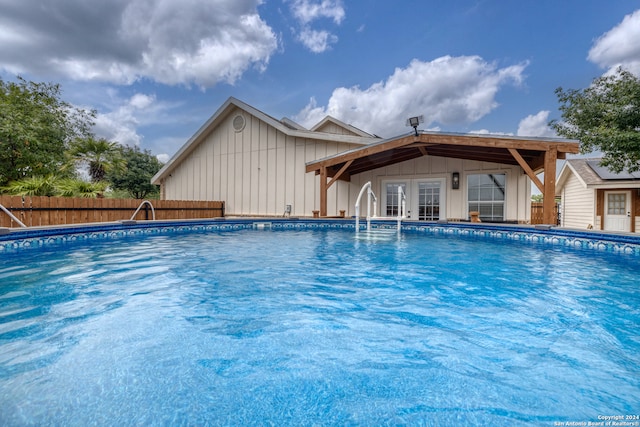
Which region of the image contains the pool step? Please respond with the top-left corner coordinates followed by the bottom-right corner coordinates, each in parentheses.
top-left (355, 228), bottom-right (400, 241)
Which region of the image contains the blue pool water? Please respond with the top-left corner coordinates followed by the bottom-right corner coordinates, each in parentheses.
top-left (1, 227), bottom-right (639, 426)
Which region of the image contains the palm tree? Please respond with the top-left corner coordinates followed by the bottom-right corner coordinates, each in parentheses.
top-left (68, 137), bottom-right (124, 182)
top-left (56, 178), bottom-right (108, 198)
top-left (1, 175), bottom-right (58, 196)
top-left (2, 175), bottom-right (108, 198)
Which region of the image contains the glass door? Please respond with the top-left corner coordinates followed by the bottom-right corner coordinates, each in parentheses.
top-left (384, 182), bottom-right (407, 217)
top-left (417, 181), bottom-right (440, 220)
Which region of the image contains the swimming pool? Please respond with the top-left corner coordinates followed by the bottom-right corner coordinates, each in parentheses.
top-left (1, 220), bottom-right (639, 425)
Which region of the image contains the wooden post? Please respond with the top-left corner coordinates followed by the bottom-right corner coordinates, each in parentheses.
top-left (320, 166), bottom-right (328, 217)
top-left (543, 146), bottom-right (557, 224)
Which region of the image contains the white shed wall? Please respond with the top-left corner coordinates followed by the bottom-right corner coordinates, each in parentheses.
top-left (560, 172), bottom-right (595, 229)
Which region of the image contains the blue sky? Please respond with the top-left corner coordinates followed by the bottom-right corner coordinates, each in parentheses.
top-left (1, 0), bottom-right (639, 163)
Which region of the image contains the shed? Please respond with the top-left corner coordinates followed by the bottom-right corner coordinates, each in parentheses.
top-left (556, 158), bottom-right (640, 232)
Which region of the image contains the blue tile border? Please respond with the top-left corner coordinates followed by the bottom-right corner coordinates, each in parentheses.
top-left (1, 218), bottom-right (640, 256)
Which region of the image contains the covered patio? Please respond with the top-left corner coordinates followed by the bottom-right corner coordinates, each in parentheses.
top-left (306, 131), bottom-right (580, 224)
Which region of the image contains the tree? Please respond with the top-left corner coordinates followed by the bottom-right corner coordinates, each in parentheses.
top-left (550, 67), bottom-right (640, 173)
top-left (68, 137), bottom-right (124, 182)
top-left (0, 77), bottom-right (95, 186)
top-left (106, 145), bottom-right (163, 199)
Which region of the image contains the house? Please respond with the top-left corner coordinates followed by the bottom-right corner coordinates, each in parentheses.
top-left (152, 97), bottom-right (580, 224)
top-left (556, 158), bottom-right (640, 233)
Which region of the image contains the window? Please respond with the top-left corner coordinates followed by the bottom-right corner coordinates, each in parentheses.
top-left (385, 183), bottom-right (406, 216)
top-left (467, 174), bottom-right (505, 221)
top-left (607, 193), bottom-right (626, 215)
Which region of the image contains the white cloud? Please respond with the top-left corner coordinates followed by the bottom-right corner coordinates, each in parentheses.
top-left (0, 0), bottom-right (279, 87)
top-left (588, 9), bottom-right (640, 76)
top-left (286, 0), bottom-right (344, 53)
top-left (294, 55), bottom-right (528, 137)
top-left (297, 28), bottom-right (338, 53)
top-left (156, 153), bottom-right (171, 163)
top-left (517, 111), bottom-right (557, 137)
top-left (288, 0), bottom-right (345, 25)
top-left (469, 129), bottom-right (514, 136)
top-left (93, 93), bottom-right (164, 147)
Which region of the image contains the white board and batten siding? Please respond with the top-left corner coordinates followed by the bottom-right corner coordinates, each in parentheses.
top-left (560, 172), bottom-right (595, 229)
top-left (161, 108), bottom-right (359, 217)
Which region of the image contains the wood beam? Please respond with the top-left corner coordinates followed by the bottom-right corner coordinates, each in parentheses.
top-left (543, 147), bottom-right (558, 224)
top-left (306, 135), bottom-right (417, 172)
top-left (320, 166), bottom-right (328, 217)
top-left (327, 160), bottom-right (353, 188)
top-left (418, 146), bottom-right (428, 157)
top-left (417, 133), bottom-right (581, 154)
top-left (508, 148), bottom-right (544, 193)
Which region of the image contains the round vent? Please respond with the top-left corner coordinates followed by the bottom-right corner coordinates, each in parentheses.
top-left (232, 115), bottom-right (246, 132)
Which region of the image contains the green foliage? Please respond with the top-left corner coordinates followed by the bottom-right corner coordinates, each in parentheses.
top-left (550, 67), bottom-right (640, 173)
top-left (106, 145), bottom-right (163, 199)
top-left (0, 76), bottom-right (95, 186)
top-left (2, 175), bottom-right (107, 197)
top-left (55, 178), bottom-right (108, 198)
top-left (2, 175), bottom-right (59, 196)
top-left (531, 194), bottom-right (543, 203)
top-left (68, 137), bottom-right (124, 182)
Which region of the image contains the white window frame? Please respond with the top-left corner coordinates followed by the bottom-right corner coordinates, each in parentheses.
top-left (467, 173), bottom-right (506, 222)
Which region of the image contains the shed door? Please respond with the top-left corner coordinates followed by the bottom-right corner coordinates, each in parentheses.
top-left (604, 191), bottom-right (631, 232)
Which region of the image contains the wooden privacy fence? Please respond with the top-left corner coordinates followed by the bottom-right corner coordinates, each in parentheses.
top-left (530, 202), bottom-right (560, 225)
top-left (0, 196), bottom-right (224, 228)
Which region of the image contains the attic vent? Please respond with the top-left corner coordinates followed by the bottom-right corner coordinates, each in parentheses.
top-left (232, 115), bottom-right (246, 132)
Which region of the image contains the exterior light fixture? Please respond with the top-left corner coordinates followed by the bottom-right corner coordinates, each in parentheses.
top-left (406, 115), bottom-right (424, 137)
top-left (452, 172), bottom-right (460, 190)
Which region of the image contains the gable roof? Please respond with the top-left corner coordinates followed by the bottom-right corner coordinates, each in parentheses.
top-left (152, 97), bottom-right (379, 184)
top-left (309, 116), bottom-right (376, 137)
top-left (556, 158), bottom-right (640, 193)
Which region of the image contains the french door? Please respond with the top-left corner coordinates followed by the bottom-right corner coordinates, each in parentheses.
top-left (417, 181), bottom-right (441, 220)
top-left (383, 179), bottom-right (445, 220)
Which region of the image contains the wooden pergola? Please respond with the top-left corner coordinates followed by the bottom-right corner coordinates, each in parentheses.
top-left (306, 131), bottom-right (580, 224)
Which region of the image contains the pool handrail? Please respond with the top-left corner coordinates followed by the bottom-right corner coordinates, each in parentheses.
top-left (397, 185), bottom-right (406, 231)
top-left (355, 181), bottom-right (377, 232)
top-left (0, 203), bottom-right (27, 228)
top-left (130, 200), bottom-right (156, 221)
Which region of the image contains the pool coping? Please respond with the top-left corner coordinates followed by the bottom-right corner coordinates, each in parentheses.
top-left (1, 218), bottom-right (640, 256)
